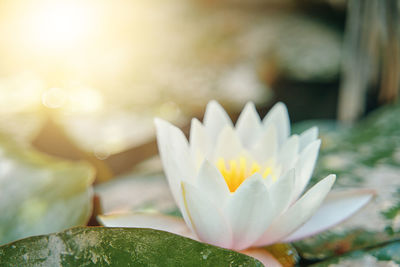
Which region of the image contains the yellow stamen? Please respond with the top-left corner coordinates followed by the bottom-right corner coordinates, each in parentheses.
top-left (217, 158), bottom-right (228, 178)
top-left (250, 162), bottom-right (261, 175)
top-left (216, 157), bottom-right (275, 192)
top-left (229, 160), bottom-right (238, 191)
top-left (262, 167), bottom-right (272, 178)
top-left (239, 157), bottom-right (246, 180)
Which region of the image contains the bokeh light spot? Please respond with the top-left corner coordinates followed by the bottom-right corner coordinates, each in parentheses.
top-left (42, 88), bottom-right (67, 109)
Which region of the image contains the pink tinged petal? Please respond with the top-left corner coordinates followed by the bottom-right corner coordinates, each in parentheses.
top-left (181, 182), bottom-right (233, 248)
top-left (235, 102), bottom-right (262, 148)
top-left (278, 135), bottom-right (299, 174)
top-left (225, 174), bottom-right (273, 250)
top-left (253, 174), bottom-right (336, 247)
top-left (203, 100), bottom-right (233, 145)
top-left (241, 248), bottom-right (283, 267)
top-left (98, 213), bottom-right (195, 240)
top-left (299, 127), bottom-right (319, 152)
top-left (189, 118), bottom-right (208, 170)
top-left (283, 189), bottom-right (374, 242)
top-left (262, 102), bottom-right (290, 147)
top-left (251, 125), bottom-right (278, 162)
top-left (268, 169), bottom-right (296, 216)
top-left (292, 139), bottom-right (321, 201)
top-left (213, 126), bottom-right (243, 161)
top-left (196, 160), bottom-right (230, 206)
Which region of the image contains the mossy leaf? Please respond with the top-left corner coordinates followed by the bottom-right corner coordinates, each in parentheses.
top-left (0, 227), bottom-right (263, 267)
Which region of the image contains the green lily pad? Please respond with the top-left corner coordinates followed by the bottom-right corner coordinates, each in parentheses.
top-left (0, 227), bottom-right (263, 267)
top-left (0, 133), bottom-right (95, 245)
top-left (309, 241), bottom-right (400, 266)
top-left (294, 103), bottom-right (400, 259)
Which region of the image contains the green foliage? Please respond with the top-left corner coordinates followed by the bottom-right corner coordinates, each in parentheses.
top-left (0, 227), bottom-right (263, 267)
top-left (309, 242), bottom-right (400, 266)
top-left (382, 202), bottom-right (400, 220)
top-left (294, 103), bottom-right (400, 262)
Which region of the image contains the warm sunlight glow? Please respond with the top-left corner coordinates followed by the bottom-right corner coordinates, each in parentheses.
top-left (68, 87), bottom-right (104, 113)
top-left (42, 88), bottom-right (67, 109)
top-left (41, 87), bottom-right (103, 113)
top-left (0, 0), bottom-right (182, 117)
top-left (25, 0), bottom-right (96, 51)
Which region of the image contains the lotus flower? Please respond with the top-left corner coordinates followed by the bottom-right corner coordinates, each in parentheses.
top-left (100, 101), bottom-right (373, 263)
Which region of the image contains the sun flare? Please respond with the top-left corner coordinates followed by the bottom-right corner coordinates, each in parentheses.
top-left (24, 0), bottom-right (96, 52)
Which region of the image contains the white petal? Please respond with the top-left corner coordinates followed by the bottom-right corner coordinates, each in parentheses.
top-left (189, 118), bottom-right (208, 170)
top-left (251, 125), bottom-right (278, 162)
top-left (213, 126), bottom-right (243, 162)
top-left (155, 118), bottom-right (195, 203)
top-left (254, 174), bottom-right (335, 247)
top-left (262, 102), bottom-right (290, 147)
top-left (235, 102), bottom-right (261, 148)
top-left (292, 139), bottom-right (321, 201)
top-left (203, 100), bottom-right (233, 145)
top-left (182, 182), bottom-right (233, 248)
top-left (196, 160), bottom-right (230, 206)
top-left (225, 173), bottom-right (273, 250)
top-left (98, 213), bottom-right (194, 239)
top-left (283, 189), bottom-right (374, 242)
top-left (299, 127), bottom-right (318, 152)
top-left (155, 118), bottom-right (196, 232)
top-left (278, 135), bottom-right (299, 174)
top-left (268, 169), bottom-right (296, 216)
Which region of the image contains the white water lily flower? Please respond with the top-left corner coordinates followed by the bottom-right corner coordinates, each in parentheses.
top-left (100, 101), bottom-right (373, 253)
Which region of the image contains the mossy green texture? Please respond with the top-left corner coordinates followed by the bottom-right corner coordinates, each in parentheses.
top-left (0, 227), bottom-right (263, 267)
top-left (294, 103), bottom-right (400, 261)
top-left (309, 242), bottom-right (400, 266)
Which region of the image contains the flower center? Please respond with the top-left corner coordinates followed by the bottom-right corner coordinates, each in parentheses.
top-left (216, 156), bottom-right (272, 192)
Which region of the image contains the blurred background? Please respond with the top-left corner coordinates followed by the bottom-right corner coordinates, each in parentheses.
top-left (1, 0), bottom-right (400, 260)
top-left (0, 0), bottom-right (398, 173)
